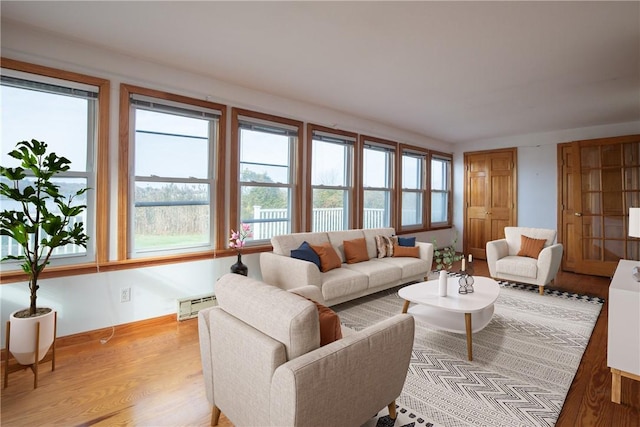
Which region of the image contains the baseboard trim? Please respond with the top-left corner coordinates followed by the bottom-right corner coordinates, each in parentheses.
top-left (1, 314), bottom-right (179, 361)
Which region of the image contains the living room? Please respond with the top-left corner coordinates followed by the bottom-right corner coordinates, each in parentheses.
top-left (1, 2), bottom-right (639, 426)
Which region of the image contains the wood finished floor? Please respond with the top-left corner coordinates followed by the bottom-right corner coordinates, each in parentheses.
top-left (1, 261), bottom-right (639, 426)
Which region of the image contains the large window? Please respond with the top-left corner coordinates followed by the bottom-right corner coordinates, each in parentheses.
top-left (430, 154), bottom-right (453, 227)
top-left (309, 126), bottom-right (356, 232)
top-left (233, 109), bottom-right (301, 243)
top-left (399, 147), bottom-right (427, 231)
top-left (0, 62), bottom-right (108, 269)
top-left (361, 136), bottom-right (395, 228)
top-left (122, 85), bottom-right (224, 257)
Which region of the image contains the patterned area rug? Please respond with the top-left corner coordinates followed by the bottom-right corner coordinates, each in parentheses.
top-left (335, 281), bottom-right (604, 427)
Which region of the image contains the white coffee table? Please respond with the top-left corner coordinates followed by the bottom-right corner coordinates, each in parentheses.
top-left (398, 276), bottom-right (500, 361)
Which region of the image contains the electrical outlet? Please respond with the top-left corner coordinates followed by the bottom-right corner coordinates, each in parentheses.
top-left (120, 287), bottom-right (131, 303)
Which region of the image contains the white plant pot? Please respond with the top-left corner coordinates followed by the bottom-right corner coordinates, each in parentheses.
top-left (8, 308), bottom-right (56, 365)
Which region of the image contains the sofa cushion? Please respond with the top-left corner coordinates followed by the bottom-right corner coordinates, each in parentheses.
top-left (344, 238), bottom-right (370, 264)
top-left (291, 241), bottom-right (321, 269)
top-left (496, 256), bottom-right (538, 279)
top-left (393, 244), bottom-right (420, 258)
top-left (397, 236), bottom-right (416, 247)
top-left (293, 294), bottom-right (343, 346)
top-left (343, 259), bottom-right (402, 288)
top-left (328, 230), bottom-right (366, 262)
top-left (310, 242), bottom-right (342, 272)
top-left (272, 232), bottom-right (330, 256)
top-left (362, 227), bottom-right (396, 259)
top-left (378, 256), bottom-right (429, 280)
top-left (320, 268), bottom-right (369, 302)
top-left (374, 235), bottom-right (398, 258)
top-left (517, 235), bottom-right (546, 259)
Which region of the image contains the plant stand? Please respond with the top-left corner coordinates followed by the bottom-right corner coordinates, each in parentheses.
top-left (3, 312), bottom-right (57, 389)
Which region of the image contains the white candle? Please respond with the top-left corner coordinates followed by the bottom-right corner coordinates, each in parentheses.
top-left (438, 270), bottom-right (447, 297)
top-left (462, 259), bottom-right (466, 271)
top-left (468, 254), bottom-right (473, 263)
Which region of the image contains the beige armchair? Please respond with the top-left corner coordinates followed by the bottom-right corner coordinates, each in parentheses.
top-left (486, 227), bottom-right (563, 295)
top-left (198, 273), bottom-right (415, 427)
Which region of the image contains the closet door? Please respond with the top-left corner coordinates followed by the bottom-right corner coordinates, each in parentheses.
top-left (464, 148), bottom-right (517, 259)
top-left (559, 135), bottom-right (640, 277)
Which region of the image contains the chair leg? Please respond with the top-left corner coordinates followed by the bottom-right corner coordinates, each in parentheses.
top-left (211, 405), bottom-right (221, 426)
top-left (539, 285), bottom-right (544, 295)
top-left (387, 400), bottom-right (397, 420)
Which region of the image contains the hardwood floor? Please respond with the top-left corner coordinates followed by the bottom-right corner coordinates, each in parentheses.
top-left (2, 261), bottom-right (638, 426)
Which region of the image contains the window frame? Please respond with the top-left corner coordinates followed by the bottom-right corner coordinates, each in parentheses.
top-left (306, 124), bottom-right (357, 232)
top-left (118, 84), bottom-right (227, 260)
top-left (397, 144), bottom-right (429, 233)
top-left (230, 108), bottom-right (303, 248)
top-left (0, 57), bottom-right (109, 281)
top-left (358, 135), bottom-right (397, 229)
top-left (429, 152), bottom-right (453, 228)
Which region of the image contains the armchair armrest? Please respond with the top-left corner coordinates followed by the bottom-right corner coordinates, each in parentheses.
top-left (288, 285), bottom-right (326, 305)
top-left (486, 239), bottom-right (508, 278)
top-left (260, 252), bottom-right (322, 291)
top-left (536, 243), bottom-right (563, 286)
top-left (270, 314), bottom-right (415, 427)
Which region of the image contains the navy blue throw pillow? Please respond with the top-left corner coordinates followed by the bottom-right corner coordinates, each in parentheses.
top-left (291, 241), bottom-right (321, 269)
top-left (398, 236), bottom-right (416, 247)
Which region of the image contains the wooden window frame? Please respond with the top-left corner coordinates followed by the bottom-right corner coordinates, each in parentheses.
top-left (358, 135), bottom-right (398, 229)
top-left (0, 57), bottom-right (110, 283)
top-left (118, 83), bottom-right (227, 263)
top-left (230, 108), bottom-right (303, 250)
top-left (428, 151), bottom-right (454, 229)
top-left (397, 144), bottom-right (429, 233)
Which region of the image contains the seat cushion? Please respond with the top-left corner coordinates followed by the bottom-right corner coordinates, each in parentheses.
top-left (320, 268), bottom-right (369, 302)
top-left (343, 259), bottom-right (402, 288)
top-left (496, 256), bottom-right (538, 279)
top-left (378, 256), bottom-right (429, 279)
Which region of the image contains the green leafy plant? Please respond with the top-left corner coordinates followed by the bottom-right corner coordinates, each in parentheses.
top-left (0, 139), bottom-right (89, 317)
top-left (432, 233), bottom-right (463, 271)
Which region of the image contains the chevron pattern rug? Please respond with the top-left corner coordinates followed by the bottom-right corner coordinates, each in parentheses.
top-left (335, 281), bottom-right (604, 427)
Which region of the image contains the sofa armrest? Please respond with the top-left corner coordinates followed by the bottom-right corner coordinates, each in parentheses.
top-left (270, 314), bottom-right (414, 426)
top-left (486, 239), bottom-right (508, 278)
top-left (260, 252), bottom-right (322, 291)
top-left (288, 285), bottom-right (326, 305)
top-left (416, 241), bottom-right (434, 266)
top-left (536, 243), bottom-right (563, 286)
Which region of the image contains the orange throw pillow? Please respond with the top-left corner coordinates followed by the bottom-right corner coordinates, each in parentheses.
top-left (344, 238), bottom-right (370, 264)
top-left (392, 244), bottom-right (420, 258)
top-left (314, 300), bottom-right (343, 346)
top-left (517, 235), bottom-right (547, 259)
top-left (310, 242), bottom-right (342, 272)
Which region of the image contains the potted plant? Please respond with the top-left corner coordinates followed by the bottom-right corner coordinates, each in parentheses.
top-left (432, 232), bottom-right (463, 271)
top-left (1, 139), bottom-right (89, 366)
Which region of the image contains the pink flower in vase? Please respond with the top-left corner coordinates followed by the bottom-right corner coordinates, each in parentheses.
top-left (229, 223), bottom-right (253, 253)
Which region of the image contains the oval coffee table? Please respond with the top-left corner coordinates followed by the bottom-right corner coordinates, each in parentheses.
top-left (398, 276), bottom-right (500, 361)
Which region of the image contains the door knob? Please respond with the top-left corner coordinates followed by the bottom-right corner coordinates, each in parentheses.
top-left (485, 212), bottom-right (492, 215)
top-left (574, 212), bottom-right (582, 217)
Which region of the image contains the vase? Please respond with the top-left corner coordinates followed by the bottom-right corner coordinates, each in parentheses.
top-left (230, 253), bottom-right (248, 276)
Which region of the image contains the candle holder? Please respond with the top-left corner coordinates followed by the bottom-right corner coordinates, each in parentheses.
top-left (458, 273), bottom-right (475, 294)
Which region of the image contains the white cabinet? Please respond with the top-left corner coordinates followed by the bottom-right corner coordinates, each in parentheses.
top-left (607, 259), bottom-right (640, 404)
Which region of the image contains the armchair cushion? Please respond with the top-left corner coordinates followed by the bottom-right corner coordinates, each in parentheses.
top-left (517, 235), bottom-right (547, 259)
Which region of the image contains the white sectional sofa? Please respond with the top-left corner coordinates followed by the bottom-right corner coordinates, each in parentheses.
top-left (260, 227), bottom-right (434, 306)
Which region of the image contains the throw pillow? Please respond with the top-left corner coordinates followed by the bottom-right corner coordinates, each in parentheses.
top-left (310, 242), bottom-right (342, 272)
top-left (291, 241), bottom-right (321, 269)
top-left (517, 235), bottom-right (547, 259)
top-left (398, 236), bottom-right (416, 247)
top-left (375, 235), bottom-right (398, 258)
top-left (392, 244), bottom-right (420, 258)
top-left (343, 238), bottom-right (370, 264)
top-left (293, 294), bottom-right (343, 346)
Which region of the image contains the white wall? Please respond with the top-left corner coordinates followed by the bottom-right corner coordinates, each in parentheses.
top-left (452, 121), bottom-right (640, 249)
top-left (0, 21), bottom-right (453, 345)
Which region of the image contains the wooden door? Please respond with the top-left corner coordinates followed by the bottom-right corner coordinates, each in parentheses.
top-left (464, 148), bottom-right (517, 259)
top-left (558, 135), bottom-right (640, 277)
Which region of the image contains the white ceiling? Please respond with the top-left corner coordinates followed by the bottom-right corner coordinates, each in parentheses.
top-left (2, 1), bottom-right (639, 143)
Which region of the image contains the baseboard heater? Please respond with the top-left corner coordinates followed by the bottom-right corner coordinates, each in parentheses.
top-left (177, 293), bottom-right (217, 321)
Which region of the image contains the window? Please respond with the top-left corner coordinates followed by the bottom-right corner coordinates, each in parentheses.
top-left (232, 109), bottom-right (302, 243)
top-left (430, 154), bottom-right (453, 227)
top-left (308, 125), bottom-right (356, 232)
top-left (0, 62), bottom-right (108, 269)
top-left (361, 136), bottom-right (396, 228)
top-left (121, 85), bottom-right (225, 257)
top-left (399, 147), bottom-right (427, 231)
